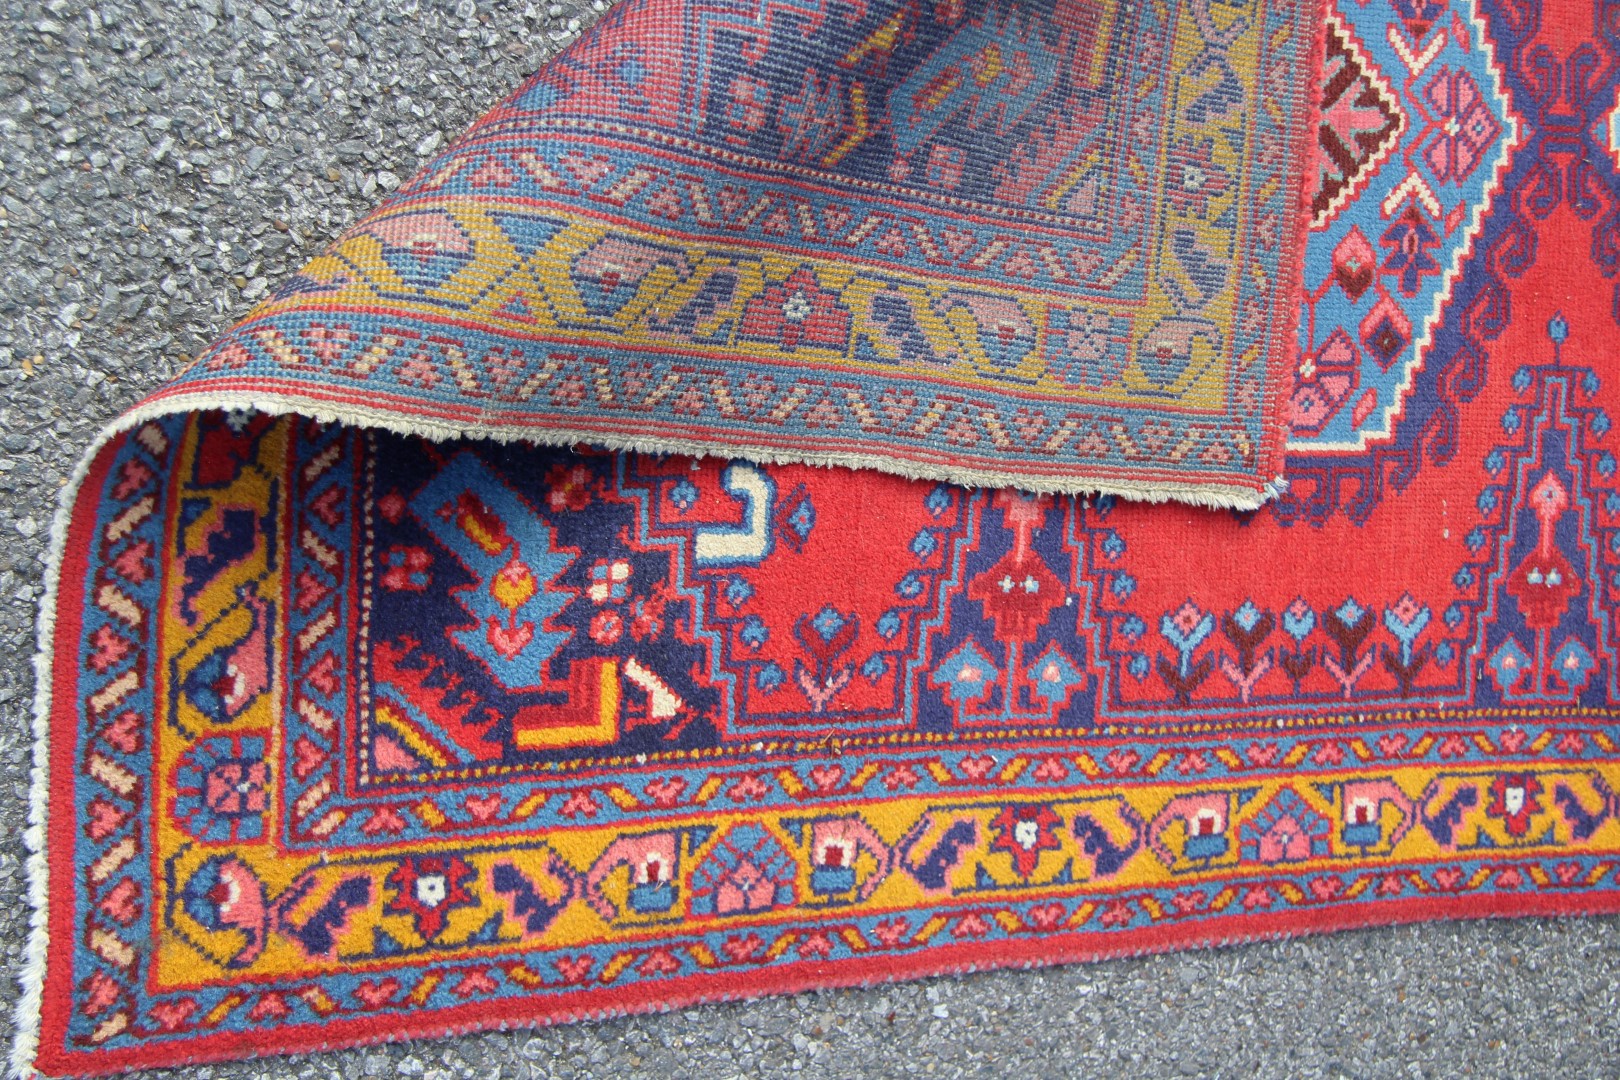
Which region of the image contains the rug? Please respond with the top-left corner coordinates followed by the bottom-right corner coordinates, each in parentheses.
top-left (17, 0), bottom-right (1620, 1075)
top-left (133, 0), bottom-right (1323, 507)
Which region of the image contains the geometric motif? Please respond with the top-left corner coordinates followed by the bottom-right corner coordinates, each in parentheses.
top-left (1287, 0), bottom-right (1516, 455)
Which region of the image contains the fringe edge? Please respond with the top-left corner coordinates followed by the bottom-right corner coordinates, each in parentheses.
top-left (101, 388), bottom-right (1286, 507)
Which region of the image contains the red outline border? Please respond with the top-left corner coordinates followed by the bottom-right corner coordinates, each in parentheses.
top-left (38, 438), bottom-right (119, 1080)
top-left (36, 888), bottom-right (1620, 1077)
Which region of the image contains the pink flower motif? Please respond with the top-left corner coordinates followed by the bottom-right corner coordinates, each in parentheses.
top-left (544, 463), bottom-right (593, 512)
top-left (638, 949), bottom-right (681, 976)
top-left (380, 545), bottom-right (431, 591)
top-left (303, 323), bottom-right (357, 364)
top-left (559, 790), bottom-right (600, 818)
top-left (1387, 593), bottom-right (1425, 626)
top-left (721, 933), bottom-right (766, 961)
top-left (1422, 68), bottom-right (1502, 184)
top-left (798, 932), bottom-right (834, 958)
top-left (882, 764), bottom-right (920, 790)
top-left (203, 761), bottom-right (269, 817)
top-left (1099, 899), bottom-right (1136, 927)
top-left (396, 353), bottom-right (440, 389)
top-left (874, 227), bottom-right (909, 257)
top-left (1169, 601), bottom-right (1206, 637)
top-left (1165, 136), bottom-right (1231, 218)
top-left (589, 609), bottom-right (624, 644)
top-left (872, 918), bottom-right (911, 946)
top-left (738, 267), bottom-right (852, 351)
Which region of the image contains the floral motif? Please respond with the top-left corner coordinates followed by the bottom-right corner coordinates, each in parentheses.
top-left (589, 609), bottom-right (624, 644)
top-left (794, 606), bottom-right (859, 712)
top-left (968, 549), bottom-right (1064, 643)
top-left (544, 462), bottom-right (594, 513)
top-left (1379, 204), bottom-right (1442, 297)
top-left (1421, 68), bottom-right (1503, 183)
top-left (1165, 136), bottom-right (1232, 217)
top-left (1158, 600), bottom-right (1217, 703)
top-left (989, 804), bottom-right (1063, 878)
top-left (380, 546), bottom-right (432, 591)
top-left (1506, 475), bottom-right (1580, 631)
top-left (588, 559), bottom-right (633, 604)
top-left (1288, 328), bottom-right (1362, 437)
top-left (1045, 308), bottom-right (1130, 389)
top-left (1026, 644), bottom-right (1086, 707)
top-left (738, 267), bottom-right (852, 351)
top-left (668, 478), bottom-right (700, 513)
top-left (172, 735), bottom-right (271, 843)
top-left (932, 640), bottom-right (999, 705)
top-left (384, 855), bottom-right (479, 942)
top-left (1486, 774), bottom-right (1544, 838)
top-left (1487, 637), bottom-right (1533, 695)
top-left (1240, 789), bottom-right (1331, 864)
top-left (1381, 594), bottom-right (1432, 693)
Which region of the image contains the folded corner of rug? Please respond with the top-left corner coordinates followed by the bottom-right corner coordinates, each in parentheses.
top-left (119, 0), bottom-right (1328, 508)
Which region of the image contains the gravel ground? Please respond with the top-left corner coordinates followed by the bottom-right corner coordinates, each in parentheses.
top-left (2, 1), bottom-right (1620, 1076)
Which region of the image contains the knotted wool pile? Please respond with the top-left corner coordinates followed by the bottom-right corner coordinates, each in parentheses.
top-left (17, 0), bottom-right (1620, 1074)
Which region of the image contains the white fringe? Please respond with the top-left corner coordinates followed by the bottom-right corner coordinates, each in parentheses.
top-left (77, 387), bottom-right (1289, 507)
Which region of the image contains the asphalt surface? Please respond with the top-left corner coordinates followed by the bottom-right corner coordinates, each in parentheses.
top-left (1, 0), bottom-right (1619, 1076)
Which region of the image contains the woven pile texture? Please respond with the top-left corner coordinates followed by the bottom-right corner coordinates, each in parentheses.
top-left (21, 0), bottom-right (1620, 1076)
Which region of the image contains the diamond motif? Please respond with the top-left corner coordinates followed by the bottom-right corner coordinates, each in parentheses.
top-left (1311, 18), bottom-right (1405, 225)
